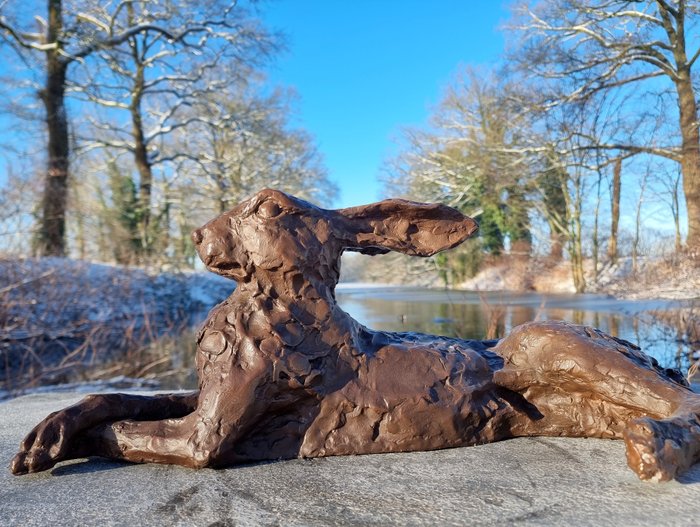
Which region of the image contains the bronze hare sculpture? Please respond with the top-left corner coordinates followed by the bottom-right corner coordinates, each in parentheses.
top-left (11, 189), bottom-right (700, 481)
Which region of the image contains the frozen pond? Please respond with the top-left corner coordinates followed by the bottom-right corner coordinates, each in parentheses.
top-left (336, 285), bottom-right (698, 373)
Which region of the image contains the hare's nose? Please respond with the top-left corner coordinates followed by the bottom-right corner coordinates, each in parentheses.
top-left (192, 229), bottom-right (204, 245)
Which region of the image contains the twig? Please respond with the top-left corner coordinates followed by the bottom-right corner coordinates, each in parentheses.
top-left (0, 269), bottom-right (56, 295)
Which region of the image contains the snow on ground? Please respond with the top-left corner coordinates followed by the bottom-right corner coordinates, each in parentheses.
top-left (593, 257), bottom-right (700, 300)
top-left (187, 270), bottom-right (234, 308)
top-left (458, 255), bottom-right (700, 300)
top-left (0, 258), bottom-right (234, 392)
top-left (0, 376), bottom-right (163, 400)
top-left (1, 257), bottom-right (233, 323)
top-left (458, 266), bottom-right (513, 292)
top-left (458, 258), bottom-right (578, 294)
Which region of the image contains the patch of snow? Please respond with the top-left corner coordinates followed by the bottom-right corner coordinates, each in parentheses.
top-left (591, 256), bottom-right (700, 300)
top-left (0, 376), bottom-right (165, 402)
top-left (0, 258), bottom-right (234, 390)
top-left (459, 267), bottom-right (509, 292)
top-left (187, 272), bottom-right (234, 309)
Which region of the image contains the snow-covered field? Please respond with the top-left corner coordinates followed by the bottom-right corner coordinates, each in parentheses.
top-left (0, 258), bottom-right (234, 397)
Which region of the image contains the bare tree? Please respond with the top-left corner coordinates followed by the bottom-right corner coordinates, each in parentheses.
top-left (386, 70), bottom-right (535, 256)
top-left (655, 164), bottom-right (684, 253)
top-left (0, 0), bottom-right (272, 256)
top-left (530, 90), bottom-right (622, 293)
top-left (535, 147), bottom-right (589, 293)
top-left (64, 82), bottom-right (335, 268)
top-left (633, 169), bottom-right (651, 273)
top-left (71, 2), bottom-right (278, 261)
top-left (510, 0), bottom-right (700, 255)
top-left (175, 85), bottom-right (337, 217)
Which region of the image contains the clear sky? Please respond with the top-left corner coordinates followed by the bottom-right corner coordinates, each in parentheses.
top-left (262, 1), bottom-right (511, 208)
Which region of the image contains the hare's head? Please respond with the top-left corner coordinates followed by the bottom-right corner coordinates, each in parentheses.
top-left (193, 189), bottom-right (339, 283)
top-left (193, 189), bottom-right (478, 287)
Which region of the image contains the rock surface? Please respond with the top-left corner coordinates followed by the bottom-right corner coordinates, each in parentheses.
top-left (1, 392), bottom-right (699, 526)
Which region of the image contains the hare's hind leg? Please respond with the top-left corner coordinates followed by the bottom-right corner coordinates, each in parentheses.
top-left (624, 413), bottom-right (700, 481)
top-left (11, 391), bottom-right (198, 475)
top-left (492, 320), bottom-right (700, 481)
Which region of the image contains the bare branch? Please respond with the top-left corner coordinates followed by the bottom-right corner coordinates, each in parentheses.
top-left (574, 142), bottom-right (680, 161)
top-left (0, 17), bottom-right (56, 51)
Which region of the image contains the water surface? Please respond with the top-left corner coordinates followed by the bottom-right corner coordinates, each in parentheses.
top-left (336, 286), bottom-right (697, 373)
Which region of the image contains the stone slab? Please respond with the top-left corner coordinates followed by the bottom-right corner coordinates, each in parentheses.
top-left (1, 392), bottom-right (699, 526)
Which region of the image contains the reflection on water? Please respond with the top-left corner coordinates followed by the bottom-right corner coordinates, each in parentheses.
top-left (336, 286), bottom-right (697, 373)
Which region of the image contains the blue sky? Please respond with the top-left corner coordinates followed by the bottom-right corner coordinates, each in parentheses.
top-left (262, 1), bottom-right (510, 208)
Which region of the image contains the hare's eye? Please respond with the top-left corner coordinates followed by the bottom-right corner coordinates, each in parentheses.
top-left (257, 200), bottom-right (282, 218)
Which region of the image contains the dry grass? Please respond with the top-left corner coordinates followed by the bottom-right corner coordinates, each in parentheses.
top-left (0, 258), bottom-right (210, 397)
top-left (475, 290), bottom-right (506, 340)
top-left (647, 303), bottom-right (700, 383)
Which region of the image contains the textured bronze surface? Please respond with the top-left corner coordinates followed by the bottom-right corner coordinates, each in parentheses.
top-left (11, 189), bottom-right (700, 481)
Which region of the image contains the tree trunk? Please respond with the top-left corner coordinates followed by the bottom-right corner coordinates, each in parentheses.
top-left (570, 224), bottom-right (586, 293)
top-left (608, 158), bottom-right (621, 262)
top-left (632, 174), bottom-right (648, 274)
top-left (673, 187), bottom-right (682, 254)
top-left (569, 172), bottom-right (585, 293)
top-left (592, 171), bottom-right (602, 281)
top-left (36, 0), bottom-right (69, 257)
top-left (667, 1), bottom-right (700, 255)
top-left (539, 161), bottom-right (567, 262)
top-left (76, 206), bottom-right (86, 260)
top-left (677, 73), bottom-right (700, 256)
top-left (132, 107), bottom-right (152, 256)
top-left (131, 61), bottom-right (153, 260)
top-left (549, 231), bottom-right (564, 261)
top-left (218, 184), bottom-right (228, 214)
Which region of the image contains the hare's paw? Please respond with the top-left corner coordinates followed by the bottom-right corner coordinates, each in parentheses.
top-left (10, 409), bottom-right (83, 475)
top-left (623, 415), bottom-right (700, 482)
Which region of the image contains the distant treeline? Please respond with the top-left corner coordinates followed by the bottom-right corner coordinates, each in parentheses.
top-left (382, 0), bottom-right (700, 292)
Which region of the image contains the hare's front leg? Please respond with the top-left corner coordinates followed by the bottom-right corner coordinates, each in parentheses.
top-left (80, 357), bottom-right (272, 469)
top-left (11, 392), bottom-right (198, 475)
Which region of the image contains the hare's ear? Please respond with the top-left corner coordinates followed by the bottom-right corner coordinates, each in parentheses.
top-left (334, 199), bottom-right (478, 256)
